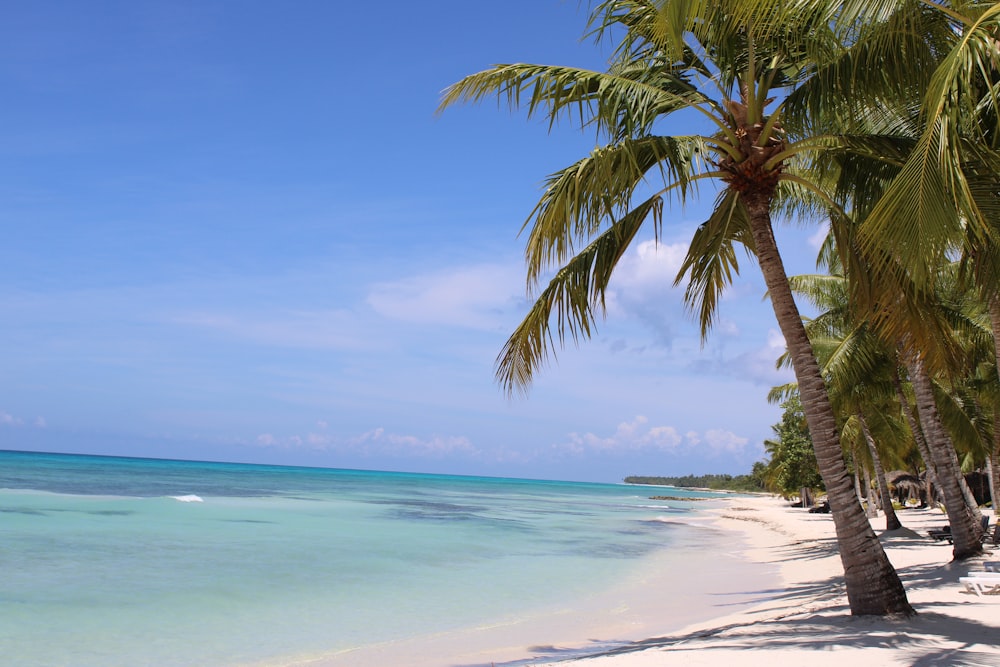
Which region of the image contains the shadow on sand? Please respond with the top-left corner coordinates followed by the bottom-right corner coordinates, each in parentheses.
top-left (469, 528), bottom-right (1000, 667)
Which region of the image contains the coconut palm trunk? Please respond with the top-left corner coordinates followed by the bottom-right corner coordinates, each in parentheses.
top-left (744, 190), bottom-right (912, 614)
top-left (989, 451), bottom-right (999, 513)
top-left (989, 296), bottom-right (1000, 510)
top-left (907, 357), bottom-right (984, 558)
top-left (962, 474), bottom-right (985, 524)
top-left (893, 370), bottom-right (940, 508)
top-left (852, 446), bottom-right (865, 504)
top-left (443, 0), bottom-right (918, 618)
top-left (860, 413), bottom-right (903, 530)
top-left (863, 464), bottom-right (878, 518)
top-left (897, 363), bottom-right (980, 518)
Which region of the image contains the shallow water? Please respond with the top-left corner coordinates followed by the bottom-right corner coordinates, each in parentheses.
top-left (0, 450), bottom-right (749, 666)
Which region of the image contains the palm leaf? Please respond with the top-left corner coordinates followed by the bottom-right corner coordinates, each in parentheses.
top-left (522, 135), bottom-right (710, 285)
top-left (439, 63), bottom-right (722, 141)
top-left (675, 188), bottom-right (754, 340)
top-left (496, 195), bottom-right (663, 395)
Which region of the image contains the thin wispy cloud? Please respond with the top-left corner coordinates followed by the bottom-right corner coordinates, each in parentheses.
top-left (254, 426), bottom-right (478, 459)
top-left (559, 415), bottom-right (750, 457)
top-left (169, 308), bottom-right (377, 351)
top-left (1, 411), bottom-right (46, 428)
top-left (0, 1), bottom-right (813, 481)
top-left (367, 263), bottom-right (522, 330)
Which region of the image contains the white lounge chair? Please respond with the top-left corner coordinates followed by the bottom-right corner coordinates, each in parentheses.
top-left (960, 576), bottom-right (1000, 596)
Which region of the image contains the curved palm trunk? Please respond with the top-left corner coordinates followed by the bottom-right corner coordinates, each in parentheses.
top-left (907, 357), bottom-right (983, 559)
top-left (989, 451), bottom-right (999, 513)
top-left (863, 463), bottom-right (878, 518)
top-left (893, 370), bottom-right (939, 508)
top-left (989, 411), bottom-right (1000, 511)
top-left (852, 446), bottom-right (865, 504)
top-left (744, 191), bottom-right (912, 616)
top-left (860, 413), bottom-right (903, 530)
top-left (988, 296), bottom-right (1000, 509)
top-left (961, 472), bottom-right (985, 524)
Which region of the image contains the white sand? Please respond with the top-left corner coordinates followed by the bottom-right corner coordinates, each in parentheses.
top-left (531, 495), bottom-right (1000, 667)
top-left (287, 495), bottom-right (1000, 667)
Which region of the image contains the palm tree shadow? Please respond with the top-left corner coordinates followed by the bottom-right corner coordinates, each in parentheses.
top-left (468, 538), bottom-right (1000, 667)
top-left (476, 609), bottom-right (999, 667)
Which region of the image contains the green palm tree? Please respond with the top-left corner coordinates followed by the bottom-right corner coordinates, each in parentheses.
top-left (777, 269), bottom-right (909, 530)
top-left (440, 0), bottom-right (912, 615)
top-left (787, 0), bottom-right (1000, 556)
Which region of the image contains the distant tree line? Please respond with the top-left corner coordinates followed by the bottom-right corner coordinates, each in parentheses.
top-left (625, 394), bottom-right (821, 498)
top-left (624, 472), bottom-right (765, 493)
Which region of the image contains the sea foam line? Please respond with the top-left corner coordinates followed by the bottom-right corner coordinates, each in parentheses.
top-left (170, 494), bottom-right (204, 503)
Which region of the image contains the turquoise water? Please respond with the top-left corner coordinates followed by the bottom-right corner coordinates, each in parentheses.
top-left (0, 450), bottom-right (730, 666)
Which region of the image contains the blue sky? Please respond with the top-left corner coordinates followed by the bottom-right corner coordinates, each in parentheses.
top-left (0, 1), bottom-right (825, 483)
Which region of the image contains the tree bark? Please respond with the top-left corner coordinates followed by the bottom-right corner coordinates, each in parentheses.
top-left (860, 413), bottom-right (902, 530)
top-left (960, 471), bottom-right (984, 524)
top-left (987, 296), bottom-right (1000, 510)
top-left (863, 463), bottom-right (878, 518)
top-left (852, 445), bottom-right (865, 504)
top-left (907, 357), bottom-right (984, 559)
top-left (744, 189), bottom-right (912, 615)
top-left (894, 368), bottom-right (938, 508)
top-left (854, 468), bottom-right (864, 504)
top-left (988, 453), bottom-right (999, 512)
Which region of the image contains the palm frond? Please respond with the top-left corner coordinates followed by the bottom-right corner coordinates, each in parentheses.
top-left (439, 63), bottom-right (721, 141)
top-left (675, 188), bottom-right (754, 340)
top-left (522, 135), bottom-right (710, 285)
top-left (496, 195), bottom-right (663, 395)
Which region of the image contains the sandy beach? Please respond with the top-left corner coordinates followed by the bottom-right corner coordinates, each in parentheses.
top-left (530, 495), bottom-right (1000, 667)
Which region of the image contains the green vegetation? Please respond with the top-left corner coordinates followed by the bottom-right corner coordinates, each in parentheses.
top-left (760, 394), bottom-right (824, 501)
top-left (443, 0), bottom-right (1000, 617)
top-left (624, 473), bottom-right (764, 493)
top-left (626, 394), bottom-right (818, 497)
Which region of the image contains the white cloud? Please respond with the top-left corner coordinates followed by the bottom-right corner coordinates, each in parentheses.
top-left (730, 328), bottom-right (791, 384)
top-left (252, 425), bottom-right (477, 458)
top-left (367, 263), bottom-right (522, 329)
top-left (596, 239), bottom-right (694, 348)
top-left (563, 416), bottom-right (681, 453)
top-left (0, 411), bottom-right (45, 428)
top-left (1, 411), bottom-right (23, 426)
top-left (808, 223), bottom-right (830, 250)
top-left (703, 429), bottom-right (749, 453)
top-left (171, 308), bottom-right (373, 350)
top-left (558, 415), bottom-right (749, 456)
top-left (346, 428), bottom-right (475, 456)
top-left (610, 239), bottom-right (691, 295)
top-left (686, 328), bottom-right (791, 386)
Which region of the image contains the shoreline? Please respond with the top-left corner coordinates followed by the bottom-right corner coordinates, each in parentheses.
top-left (281, 497), bottom-right (780, 667)
top-left (279, 494), bottom-right (1000, 667)
top-left (533, 495), bottom-right (1000, 666)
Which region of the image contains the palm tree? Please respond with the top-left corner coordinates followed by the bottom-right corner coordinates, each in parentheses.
top-left (778, 269), bottom-right (910, 530)
top-left (817, 0), bottom-right (1000, 536)
top-left (785, 0), bottom-right (1000, 557)
top-left (440, 0), bottom-right (912, 615)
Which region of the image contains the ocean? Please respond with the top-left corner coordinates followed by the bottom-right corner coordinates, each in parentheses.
top-left (0, 450), bottom-right (768, 666)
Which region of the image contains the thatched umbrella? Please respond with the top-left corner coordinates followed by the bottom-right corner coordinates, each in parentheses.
top-left (886, 471), bottom-right (925, 506)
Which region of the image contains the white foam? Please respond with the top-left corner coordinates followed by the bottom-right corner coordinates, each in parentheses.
top-left (170, 495), bottom-right (204, 503)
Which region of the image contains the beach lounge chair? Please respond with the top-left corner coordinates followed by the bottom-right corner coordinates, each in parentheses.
top-left (960, 575), bottom-right (1000, 596)
top-left (928, 516), bottom-right (990, 544)
top-left (928, 525), bottom-right (952, 541)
